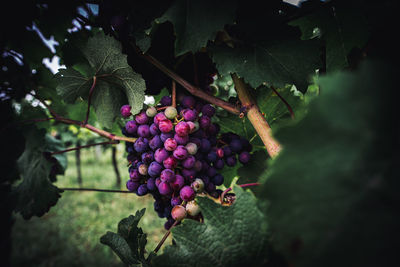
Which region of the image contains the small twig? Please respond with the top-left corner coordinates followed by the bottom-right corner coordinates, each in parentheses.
top-left (60, 187), bottom-right (132, 193)
top-left (172, 80), bottom-right (176, 108)
top-left (49, 140), bottom-right (118, 155)
top-left (154, 220), bottom-right (179, 254)
top-left (83, 76), bottom-right (97, 125)
top-left (220, 183), bottom-right (261, 204)
top-left (270, 86), bottom-right (295, 119)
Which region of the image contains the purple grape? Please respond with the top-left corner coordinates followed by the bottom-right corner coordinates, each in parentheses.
top-left (181, 168), bottom-right (196, 181)
top-left (160, 96), bottom-right (172, 106)
top-left (207, 124), bottom-right (218, 136)
top-left (137, 124), bottom-right (150, 137)
top-left (170, 174), bottom-right (184, 191)
top-left (158, 181), bottom-right (172, 195)
top-left (212, 174), bottom-right (224, 186)
top-left (126, 180), bottom-right (139, 191)
top-left (154, 148), bottom-right (169, 163)
top-left (147, 178), bottom-right (156, 191)
top-left (207, 167), bottom-right (217, 177)
top-left (175, 121), bottom-right (190, 137)
top-left (135, 111), bottom-right (149, 124)
top-left (159, 133), bottom-right (172, 143)
top-left (154, 113), bottom-right (167, 126)
top-left (120, 105), bottom-right (131, 118)
top-left (229, 138), bottom-right (243, 153)
top-left (193, 160), bottom-right (202, 172)
top-left (164, 138), bottom-right (177, 151)
top-left (209, 136), bottom-right (217, 146)
top-left (155, 177), bottom-right (161, 187)
top-left (149, 135), bottom-right (162, 150)
top-left (137, 184), bottom-right (148, 196)
top-left (205, 182), bottom-right (216, 193)
top-left (181, 96), bottom-right (195, 108)
top-left (180, 186), bottom-right (195, 201)
top-left (200, 138), bottom-right (211, 153)
top-left (141, 151), bottom-right (154, 164)
top-left (149, 123), bottom-right (160, 135)
top-left (240, 138), bottom-right (252, 152)
top-left (182, 155), bottom-right (196, 169)
top-left (125, 120), bottom-right (138, 134)
top-left (189, 137), bottom-right (201, 147)
top-left (239, 151), bottom-right (251, 164)
top-left (161, 169), bottom-right (175, 183)
top-left (201, 104), bottom-right (215, 117)
top-left (154, 200), bottom-right (164, 212)
top-left (173, 145), bottom-right (188, 160)
top-left (199, 116), bottom-right (211, 129)
top-left (148, 161), bottom-right (163, 177)
top-left (159, 119), bottom-right (173, 133)
top-left (206, 151), bottom-right (217, 163)
top-left (171, 196), bottom-right (182, 206)
top-left (181, 109), bottom-right (197, 121)
top-left (223, 146), bottom-right (232, 157)
top-left (163, 156), bottom-right (177, 169)
top-left (134, 137), bottom-right (149, 153)
top-left (174, 133), bottom-right (189, 145)
top-left (225, 155), bottom-right (237, 166)
top-left (186, 121), bottom-right (198, 133)
top-left (214, 158), bottom-right (225, 169)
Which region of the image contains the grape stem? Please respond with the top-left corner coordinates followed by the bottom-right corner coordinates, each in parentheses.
top-left (49, 140), bottom-right (119, 155)
top-left (220, 183), bottom-right (261, 204)
top-left (133, 45), bottom-right (240, 115)
top-left (231, 74), bottom-right (281, 158)
top-left (154, 220), bottom-right (179, 254)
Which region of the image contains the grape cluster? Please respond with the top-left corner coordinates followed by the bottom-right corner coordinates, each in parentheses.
top-left (120, 95), bottom-right (252, 229)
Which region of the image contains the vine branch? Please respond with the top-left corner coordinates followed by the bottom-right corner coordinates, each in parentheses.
top-left (154, 220), bottom-right (179, 254)
top-left (60, 187), bottom-right (132, 193)
top-left (133, 45), bottom-right (240, 115)
top-left (50, 140), bottom-right (118, 155)
top-left (83, 75), bottom-right (97, 125)
top-left (231, 74), bottom-right (281, 158)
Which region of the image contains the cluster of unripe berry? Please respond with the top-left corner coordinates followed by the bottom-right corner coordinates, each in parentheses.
top-left (120, 95), bottom-right (251, 228)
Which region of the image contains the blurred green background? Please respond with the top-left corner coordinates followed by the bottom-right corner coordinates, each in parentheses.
top-left (11, 144), bottom-right (165, 267)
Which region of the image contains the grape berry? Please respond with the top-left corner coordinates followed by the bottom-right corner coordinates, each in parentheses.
top-left (121, 95), bottom-right (252, 229)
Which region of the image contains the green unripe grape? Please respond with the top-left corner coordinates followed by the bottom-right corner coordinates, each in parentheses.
top-left (186, 200), bottom-right (200, 216)
top-left (146, 106), bottom-right (157, 117)
top-left (191, 178), bottom-right (204, 193)
top-left (164, 106), bottom-right (177, 119)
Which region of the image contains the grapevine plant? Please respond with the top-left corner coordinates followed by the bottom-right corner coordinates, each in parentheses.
top-left (1, 0), bottom-right (399, 267)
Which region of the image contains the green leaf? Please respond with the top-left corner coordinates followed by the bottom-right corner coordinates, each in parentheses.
top-left (210, 32), bottom-right (321, 92)
top-left (289, 1), bottom-right (369, 72)
top-left (158, 0), bottom-right (238, 55)
top-left (55, 32), bottom-right (146, 128)
top-left (153, 187), bottom-right (270, 266)
top-left (13, 127), bottom-right (64, 219)
top-left (260, 61), bottom-right (399, 267)
top-left (100, 209), bottom-right (150, 267)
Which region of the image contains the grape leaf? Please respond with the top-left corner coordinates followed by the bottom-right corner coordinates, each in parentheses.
top-left (13, 127), bottom-right (65, 219)
top-left (210, 32), bottom-right (321, 92)
top-left (153, 187), bottom-right (270, 266)
top-left (55, 32), bottom-right (146, 129)
top-left (158, 0), bottom-right (238, 56)
top-left (259, 61), bottom-right (399, 267)
top-left (289, 1), bottom-right (369, 72)
top-left (100, 208), bottom-right (151, 267)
